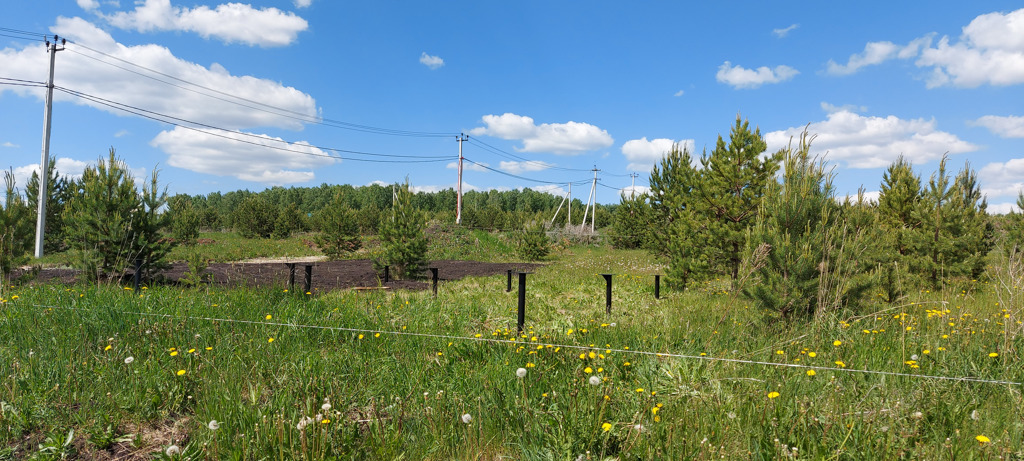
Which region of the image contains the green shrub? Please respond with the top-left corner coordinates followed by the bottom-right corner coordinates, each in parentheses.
top-left (313, 194), bottom-right (361, 259)
top-left (516, 220), bottom-right (550, 261)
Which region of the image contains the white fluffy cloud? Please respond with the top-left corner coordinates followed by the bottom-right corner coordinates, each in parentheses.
top-left (498, 160), bottom-right (553, 175)
top-left (772, 24), bottom-right (798, 38)
top-left (716, 61), bottom-right (798, 89)
top-left (764, 110), bottom-right (977, 169)
top-left (828, 9), bottom-right (1024, 87)
top-left (446, 161), bottom-right (489, 172)
top-left (469, 113), bottom-right (614, 155)
top-left (979, 157), bottom-right (1024, 200)
top-left (821, 101), bottom-right (867, 114)
top-left (104, 0), bottom-right (308, 47)
top-left (152, 127), bottom-right (334, 185)
top-left (917, 8), bottom-right (1024, 87)
top-left (11, 157), bottom-right (90, 191)
top-left (621, 137), bottom-right (695, 172)
top-left (294, 0), bottom-right (313, 8)
top-left (826, 37), bottom-right (930, 75)
top-left (969, 115), bottom-right (1024, 138)
top-left (0, 17), bottom-right (317, 131)
top-left (419, 52), bottom-right (444, 70)
top-left (619, 185), bottom-right (651, 197)
top-left (77, 0), bottom-right (100, 10)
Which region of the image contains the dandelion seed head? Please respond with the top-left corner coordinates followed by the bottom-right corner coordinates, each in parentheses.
top-left (516, 368), bottom-right (527, 378)
top-left (124, 356), bottom-right (134, 364)
top-left (461, 413), bottom-right (472, 424)
top-left (589, 376), bottom-right (601, 386)
top-left (208, 420), bottom-right (220, 431)
top-left (165, 445), bottom-right (180, 456)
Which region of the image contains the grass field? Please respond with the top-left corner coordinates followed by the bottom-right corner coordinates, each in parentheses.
top-left (1, 237), bottom-right (1022, 459)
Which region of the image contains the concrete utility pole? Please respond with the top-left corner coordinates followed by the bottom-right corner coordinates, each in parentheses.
top-left (590, 167), bottom-right (599, 232)
top-left (455, 134), bottom-right (467, 224)
top-left (35, 35), bottom-right (65, 259)
top-left (629, 173), bottom-right (639, 198)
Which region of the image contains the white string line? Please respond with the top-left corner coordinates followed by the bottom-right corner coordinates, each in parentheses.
top-left (26, 303), bottom-right (1023, 387)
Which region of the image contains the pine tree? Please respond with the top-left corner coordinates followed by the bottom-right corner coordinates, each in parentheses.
top-left (378, 180), bottom-right (427, 279)
top-left (877, 156), bottom-right (921, 257)
top-left (908, 156), bottom-right (993, 287)
top-left (1006, 193), bottom-right (1024, 252)
top-left (63, 149), bottom-right (143, 281)
top-left (25, 158), bottom-right (71, 254)
top-left (1, 170), bottom-right (32, 280)
top-left (647, 143), bottom-right (709, 289)
top-left (516, 220), bottom-right (550, 261)
top-left (132, 169), bottom-right (174, 280)
top-left (313, 193), bottom-right (362, 259)
top-left (609, 191), bottom-right (653, 250)
top-left (168, 194), bottom-right (201, 246)
top-left (698, 116), bottom-right (783, 282)
top-left (233, 195), bottom-right (277, 239)
top-left (743, 132), bottom-right (839, 320)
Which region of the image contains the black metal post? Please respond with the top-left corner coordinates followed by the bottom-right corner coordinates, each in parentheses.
top-left (601, 273), bottom-right (613, 315)
top-left (517, 272), bottom-right (528, 333)
top-left (303, 264), bottom-right (313, 294)
top-left (133, 258), bottom-right (142, 291)
top-left (506, 269), bottom-right (513, 292)
top-left (286, 263), bottom-right (296, 292)
top-left (383, 265), bottom-right (389, 284)
top-left (430, 267), bottom-right (439, 297)
top-left (654, 274), bottom-right (661, 299)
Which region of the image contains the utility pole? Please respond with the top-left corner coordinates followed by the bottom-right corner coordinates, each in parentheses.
top-left (455, 134), bottom-right (467, 225)
top-left (34, 35), bottom-right (65, 259)
top-left (567, 182), bottom-right (572, 226)
top-left (629, 173), bottom-right (639, 198)
top-left (590, 167), bottom-right (599, 232)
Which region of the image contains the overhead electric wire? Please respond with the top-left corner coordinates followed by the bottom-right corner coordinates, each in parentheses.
top-left (65, 41), bottom-right (457, 138)
top-left (0, 27), bottom-right (47, 41)
top-left (463, 158), bottom-right (590, 185)
top-left (55, 85), bottom-right (451, 164)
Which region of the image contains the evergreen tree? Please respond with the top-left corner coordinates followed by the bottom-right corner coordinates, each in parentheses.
top-left (516, 220), bottom-right (550, 261)
top-left (1006, 193), bottom-right (1024, 252)
top-left (313, 193), bottom-right (362, 259)
top-left (1, 170), bottom-right (32, 280)
top-left (272, 202), bottom-right (306, 239)
top-left (132, 169), bottom-right (174, 279)
top-left (233, 195), bottom-right (277, 239)
top-left (743, 133), bottom-right (839, 320)
top-left (25, 158), bottom-right (72, 254)
top-left (698, 116), bottom-right (783, 282)
top-left (877, 156), bottom-right (921, 257)
top-left (608, 191), bottom-right (653, 250)
top-left (647, 144), bottom-right (710, 289)
top-left (63, 149), bottom-right (142, 281)
top-left (378, 180), bottom-right (427, 279)
top-left (908, 156), bottom-right (993, 286)
top-left (168, 194), bottom-right (201, 246)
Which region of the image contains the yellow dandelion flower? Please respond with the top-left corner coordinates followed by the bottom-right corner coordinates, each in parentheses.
top-left (601, 422), bottom-right (612, 432)
top-left (808, 352), bottom-right (816, 358)
top-left (375, 333), bottom-right (380, 338)
top-left (835, 360), bottom-right (846, 368)
top-left (623, 361), bottom-right (631, 366)
top-left (265, 315), bottom-right (272, 320)
top-left (176, 369), bottom-right (186, 376)
top-left (588, 352), bottom-right (596, 359)
top-left (976, 435), bottom-right (990, 443)
top-left (170, 351), bottom-right (178, 356)
top-left (584, 367), bottom-right (593, 373)
top-left (636, 388), bottom-right (644, 393)
top-left (807, 369), bottom-right (816, 376)
top-left (767, 391), bottom-right (780, 399)
top-left (833, 340), bottom-right (842, 346)
top-left (989, 352), bottom-right (998, 358)
top-left (104, 345), bottom-right (112, 351)
top-left (321, 419), bottom-right (330, 424)
top-left (205, 347), bottom-right (212, 350)
top-left (358, 334), bottom-right (364, 340)
top-left (188, 349), bottom-right (195, 354)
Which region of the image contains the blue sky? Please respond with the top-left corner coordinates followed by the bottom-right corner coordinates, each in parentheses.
top-left (2, 1), bottom-right (1023, 211)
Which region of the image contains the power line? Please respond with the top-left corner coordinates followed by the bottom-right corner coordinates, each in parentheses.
top-left (55, 86), bottom-right (451, 164)
top-left (463, 158), bottom-right (591, 185)
top-left (65, 42), bottom-right (457, 138)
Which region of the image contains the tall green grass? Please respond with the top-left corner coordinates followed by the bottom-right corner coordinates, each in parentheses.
top-left (1, 247), bottom-right (1021, 459)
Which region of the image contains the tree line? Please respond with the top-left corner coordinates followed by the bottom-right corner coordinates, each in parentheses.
top-left (609, 116), bottom-right (1024, 320)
